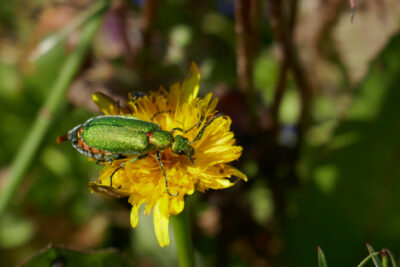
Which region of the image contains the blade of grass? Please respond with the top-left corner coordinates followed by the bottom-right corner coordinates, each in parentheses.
top-left (29, 0), bottom-right (109, 61)
top-left (317, 246), bottom-right (328, 267)
top-left (358, 252), bottom-right (381, 267)
top-left (385, 248), bottom-right (399, 267)
top-left (367, 244), bottom-right (383, 267)
top-left (383, 249), bottom-right (388, 267)
top-left (0, 0), bottom-right (110, 217)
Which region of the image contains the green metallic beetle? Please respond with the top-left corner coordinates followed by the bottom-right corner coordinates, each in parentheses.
top-left (59, 112), bottom-right (222, 196)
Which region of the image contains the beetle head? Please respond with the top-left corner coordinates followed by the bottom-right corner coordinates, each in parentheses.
top-left (172, 135), bottom-right (195, 163)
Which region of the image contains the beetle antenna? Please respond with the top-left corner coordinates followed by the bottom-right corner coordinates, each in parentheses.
top-left (188, 155), bottom-right (195, 164)
top-left (155, 151), bottom-right (178, 196)
top-left (151, 110), bottom-right (172, 123)
top-left (171, 119), bottom-right (203, 135)
top-left (171, 127), bottom-right (184, 134)
top-left (184, 152), bottom-right (195, 164)
top-left (130, 91), bottom-right (146, 100)
top-left (184, 120), bottom-right (202, 134)
top-left (190, 113), bottom-right (223, 144)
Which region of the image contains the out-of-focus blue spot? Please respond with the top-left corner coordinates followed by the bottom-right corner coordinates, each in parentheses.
top-left (217, 0), bottom-right (234, 17)
top-left (132, 0), bottom-right (144, 7)
top-left (279, 124), bottom-right (298, 147)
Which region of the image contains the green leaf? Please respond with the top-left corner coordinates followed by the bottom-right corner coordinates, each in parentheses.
top-left (19, 244), bottom-right (131, 267)
top-left (0, 214), bottom-right (35, 248)
top-left (0, 0), bottom-right (110, 218)
top-left (318, 247), bottom-right (328, 267)
top-left (358, 252), bottom-right (381, 267)
top-left (385, 249), bottom-right (399, 267)
top-left (383, 251), bottom-right (388, 267)
top-left (366, 244), bottom-right (383, 267)
top-left (285, 32), bottom-right (400, 266)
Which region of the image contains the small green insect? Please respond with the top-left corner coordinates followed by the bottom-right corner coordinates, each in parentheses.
top-left (58, 112), bottom-right (222, 196)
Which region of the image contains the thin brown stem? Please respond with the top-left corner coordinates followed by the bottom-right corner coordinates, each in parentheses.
top-left (234, 0), bottom-right (260, 124)
top-left (270, 62), bottom-right (289, 138)
top-left (266, 0), bottom-right (313, 216)
top-left (270, 0), bottom-right (298, 139)
top-left (139, 0), bottom-right (158, 88)
top-left (313, 0), bottom-right (345, 54)
top-left (268, 0), bottom-right (313, 135)
top-left (142, 0), bottom-right (158, 46)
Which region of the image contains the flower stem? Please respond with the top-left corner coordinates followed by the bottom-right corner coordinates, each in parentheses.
top-left (0, 0), bottom-right (110, 217)
top-left (172, 205), bottom-right (195, 267)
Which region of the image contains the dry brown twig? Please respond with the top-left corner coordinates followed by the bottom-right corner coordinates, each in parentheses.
top-left (268, 0), bottom-right (313, 137)
top-left (234, 0), bottom-right (261, 125)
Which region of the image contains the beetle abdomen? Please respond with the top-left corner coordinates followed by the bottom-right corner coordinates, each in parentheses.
top-left (82, 124), bottom-right (153, 155)
top-left (67, 126), bottom-right (115, 161)
top-left (66, 115), bottom-right (160, 160)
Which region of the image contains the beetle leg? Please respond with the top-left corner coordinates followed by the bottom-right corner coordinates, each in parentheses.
top-left (130, 91), bottom-right (146, 100)
top-left (109, 155), bottom-right (148, 187)
top-left (96, 160), bottom-right (107, 166)
top-left (190, 113), bottom-right (224, 144)
top-left (110, 163), bottom-right (125, 187)
top-left (129, 154), bottom-right (148, 163)
top-left (116, 100), bottom-right (121, 114)
top-left (150, 110), bottom-right (172, 123)
top-left (155, 151), bottom-right (178, 196)
top-left (171, 127), bottom-right (184, 134)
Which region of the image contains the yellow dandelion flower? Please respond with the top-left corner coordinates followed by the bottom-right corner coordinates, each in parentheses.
top-left (88, 63), bottom-right (247, 247)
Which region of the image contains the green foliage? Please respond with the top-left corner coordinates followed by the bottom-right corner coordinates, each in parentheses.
top-left (0, 213), bottom-right (35, 249)
top-left (317, 247), bottom-right (328, 267)
top-left (285, 32), bottom-right (400, 266)
top-left (319, 244), bottom-right (400, 267)
top-left (20, 245), bottom-right (130, 267)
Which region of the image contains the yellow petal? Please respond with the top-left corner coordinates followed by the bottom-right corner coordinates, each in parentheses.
top-left (92, 92), bottom-right (119, 115)
top-left (153, 196), bottom-right (170, 247)
top-left (232, 166), bottom-right (248, 182)
top-left (169, 83), bottom-right (181, 111)
top-left (169, 196), bottom-right (185, 215)
top-left (180, 62), bottom-right (200, 104)
top-left (130, 199), bottom-right (144, 228)
top-left (217, 164), bottom-right (248, 183)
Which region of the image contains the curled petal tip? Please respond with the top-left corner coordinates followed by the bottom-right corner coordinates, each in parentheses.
top-left (92, 92), bottom-right (119, 115)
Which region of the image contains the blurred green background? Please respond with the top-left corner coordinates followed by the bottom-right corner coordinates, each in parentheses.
top-left (1, 0), bottom-right (400, 266)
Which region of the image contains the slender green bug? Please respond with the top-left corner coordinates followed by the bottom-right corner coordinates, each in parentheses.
top-left (58, 112), bottom-right (223, 196)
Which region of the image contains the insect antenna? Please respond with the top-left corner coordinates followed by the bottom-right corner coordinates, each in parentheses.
top-left (186, 153), bottom-right (195, 164)
top-left (184, 120), bottom-right (202, 134)
top-left (151, 110), bottom-right (172, 123)
top-left (171, 119), bottom-right (204, 137)
top-left (190, 113), bottom-right (223, 144)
